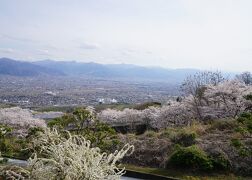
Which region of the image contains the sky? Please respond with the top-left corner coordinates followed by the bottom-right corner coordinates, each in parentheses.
top-left (0, 0), bottom-right (252, 72)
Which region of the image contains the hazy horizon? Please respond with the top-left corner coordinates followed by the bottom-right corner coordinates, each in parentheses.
top-left (1, 57), bottom-right (244, 75)
top-left (1, 0), bottom-right (252, 72)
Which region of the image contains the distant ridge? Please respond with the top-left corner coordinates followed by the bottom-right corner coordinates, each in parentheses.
top-left (0, 58), bottom-right (64, 76)
top-left (0, 57), bottom-right (199, 82)
top-left (33, 59), bottom-right (199, 82)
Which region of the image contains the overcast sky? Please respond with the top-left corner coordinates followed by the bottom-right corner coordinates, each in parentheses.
top-left (0, 0), bottom-right (252, 71)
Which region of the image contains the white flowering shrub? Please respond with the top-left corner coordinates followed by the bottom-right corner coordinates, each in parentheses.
top-left (1, 128), bottom-right (134, 180)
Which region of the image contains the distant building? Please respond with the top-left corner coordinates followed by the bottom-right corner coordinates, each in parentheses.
top-left (44, 91), bottom-right (57, 96)
top-left (97, 98), bottom-right (118, 104)
top-left (111, 98), bottom-right (118, 103)
top-left (98, 98), bottom-right (105, 104)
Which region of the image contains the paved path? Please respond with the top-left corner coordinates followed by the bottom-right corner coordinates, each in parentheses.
top-left (121, 177), bottom-right (142, 180)
top-left (6, 158), bottom-right (27, 167)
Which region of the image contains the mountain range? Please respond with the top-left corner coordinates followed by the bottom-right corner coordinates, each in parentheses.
top-left (0, 58), bottom-right (64, 76)
top-left (0, 57), bottom-right (199, 82)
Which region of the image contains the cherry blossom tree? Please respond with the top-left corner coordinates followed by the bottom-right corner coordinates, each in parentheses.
top-left (142, 103), bottom-right (193, 129)
top-left (181, 71), bottom-right (225, 96)
top-left (96, 73), bottom-right (252, 130)
top-left (0, 107), bottom-right (46, 136)
top-left (97, 104), bottom-right (193, 130)
top-left (236, 71), bottom-right (252, 85)
top-left (204, 80), bottom-right (252, 118)
top-left (97, 108), bottom-right (144, 126)
top-left (181, 71), bottom-right (225, 119)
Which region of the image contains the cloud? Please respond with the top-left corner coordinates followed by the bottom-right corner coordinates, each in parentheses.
top-left (145, 50), bottom-right (153, 54)
top-left (37, 49), bottom-right (50, 55)
top-left (79, 42), bottom-right (100, 50)
top-left (119, 48), bottom-right (138, 56)
top-left (1, 34), bottom-right (37, 43)
top-left (0, 48), bottom-right (15, 53)
top-left (120, 50), bottom-right (131, 56)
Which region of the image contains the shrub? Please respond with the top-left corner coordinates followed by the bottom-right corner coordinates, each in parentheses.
top-left (185, 121), bottom-right (207, 136)
top-left (206, 148), bottom-right (231, 171)
top-left (237, 112), bottom-right (252, 133)
top-left (0, 124), bottom-right (12, 138)
top-left (210, 154), bottom-right (230, 171)
top-left (1, 128), bottom-right (134, 180)
top-left (231, 138), bottom-right (243, 148)
top-left (0, 124), bottom-right (13, 155)
top-left (134, 102), bottom-right (161, 110)
top-left (48, 114), bottom-right (75, 129)
top-left (0, 138), bottom-right (13, 155)
top-left (208, 119), bottom-right (237, 131)
top-left (237, 112), bottom-right (252, 123)
top-left (144, 130), bottom-right (157, 138)
top-left (167, 145), bottom-right (213, 171)
top-left (171, 131), bottom-right (196, 147)
top-left (0, 136), bottom-right (31, 159)
top-left (82, 121), bottom-right (120, 152)
top-left (244, 93), bottom-right (252, 101)
top-left (160, 128), bottom-right (197, 147)
top-left (27, 127), bottom-right (45, 138)
top-left (231, 138), bottom-right (252, 157)
top-left (235, 126), bottom-right (249, 135)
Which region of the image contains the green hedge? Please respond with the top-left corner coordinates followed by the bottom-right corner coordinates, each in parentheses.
top-left (168, 145), bottom-right (213, 171)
